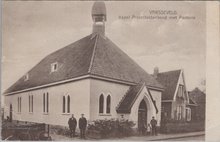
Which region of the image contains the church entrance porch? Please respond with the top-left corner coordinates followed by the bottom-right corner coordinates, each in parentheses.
top-left (138, 99), bottom-right (147, 134)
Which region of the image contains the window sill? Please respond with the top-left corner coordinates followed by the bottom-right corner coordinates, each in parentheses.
top-left (99, 113), bottom-right (112, 116)
top-left (29, 112), bottom-right (33, 114)
top-left (17, 112), bottom-right (21, 114)
top-left (62, 113), bottom-right (71, 115)
top-left (43, 113), bottom-right (49, 115)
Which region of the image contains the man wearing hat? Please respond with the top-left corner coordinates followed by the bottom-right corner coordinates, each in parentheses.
top-left (68, 114), bottom-right (77, 137)
top-left (79, 114), bottom-right (87, 139)
top-left (150, 116), bottom-right (157, 136)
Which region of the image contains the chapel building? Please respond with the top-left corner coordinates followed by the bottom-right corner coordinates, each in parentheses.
top-left (3, 1), bottom-right (164, 128)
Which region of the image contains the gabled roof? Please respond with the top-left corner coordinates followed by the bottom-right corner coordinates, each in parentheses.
top-left (116, 83), bottom-right (158, 114)
top-left (5, 34), bottom-right (163, 95)
top-left (155, 70), bottom-right (182, 100)
top-left (117, 83), bottom-right (144, 113)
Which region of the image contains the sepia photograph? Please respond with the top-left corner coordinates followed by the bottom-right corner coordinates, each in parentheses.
top-left (1, 0), bottom-right (213, 141)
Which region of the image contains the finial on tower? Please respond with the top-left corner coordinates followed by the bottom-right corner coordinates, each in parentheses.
top-left (91, 1), bottom-right (107, 36)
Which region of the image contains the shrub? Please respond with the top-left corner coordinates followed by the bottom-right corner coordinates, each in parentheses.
top-left (87, 119), bottom-right (135, 138)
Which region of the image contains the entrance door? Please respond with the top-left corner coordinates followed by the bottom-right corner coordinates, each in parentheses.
top-left (138, 100), bottom-right (147, 131)
top-left (10, 104), bottom-right (12, 122)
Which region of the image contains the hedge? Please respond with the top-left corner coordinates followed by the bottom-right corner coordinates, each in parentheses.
top-left (87, 119), bottom-right (136, 139)
top-left (161, 121), bottom-right (205, 134)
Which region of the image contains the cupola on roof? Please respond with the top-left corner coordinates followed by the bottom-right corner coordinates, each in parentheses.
top-left (91, 1), bottom-right (107, 22)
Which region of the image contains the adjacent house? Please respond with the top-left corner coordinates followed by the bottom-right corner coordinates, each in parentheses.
top-left (188, 88), bottom-right (206, 121)
top-left (152, 68), bottom-right (192, 122)
top-left (3, 1), bottom-right (164, 129)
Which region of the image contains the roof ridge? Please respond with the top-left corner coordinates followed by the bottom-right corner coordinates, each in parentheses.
top-left (88, 34), bottom-right (99, 73)
top-left (158, 69), bottom-right (182, 74)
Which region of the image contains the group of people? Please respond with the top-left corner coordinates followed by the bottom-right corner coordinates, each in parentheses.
top-left (68, 115), bottom-right (158, 139)
top-left (139, 116), bottom-right (158, 136)
top-left (68, 114), bottom-right (87, 139)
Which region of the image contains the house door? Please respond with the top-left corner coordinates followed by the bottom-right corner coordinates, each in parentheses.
top-left (138, 100), bottom-right (147, 131)
top-left (10, 104), bottom-right (12, 122)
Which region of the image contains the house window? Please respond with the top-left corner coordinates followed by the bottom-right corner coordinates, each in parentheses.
top-left (186, 108), bottom-right (191, 121)
top-left (18, 97), bottom-right (22, 113)
top-left (178, 85), bottom-right (185, 98)
top-left (29, 95), bottom-right (33, 113)
top-left (43, 92), bottom-right (49, 113)
top-left (176, 106), bottom-right (183, 120)
top-left (63, 96), bottom-right (66, 113)
top-left (51, 62), bottom-right (58, 72)
top-left (99, 94), bottom-right (104, 113)
top-left (67, 95), bottom-right (70, 113)
top-left (106, 95), bottom-right (111, 114)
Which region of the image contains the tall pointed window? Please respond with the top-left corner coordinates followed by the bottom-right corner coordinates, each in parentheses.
top-left (99, 94), bottom-right (104, 113)
top-left (18, 97), bottom-right (20, 112)
top-left (18, 97), bottom-right (22, 113)
top-left (43, 93), bottom-right (45, 113)
top-left (31, 95), bottom-right (33, 112)
top-left (29, 95), bottom-right (30, 112)
top-left (106, 95), bottom-right (111, 114)
top-left (67, 95), bottom-right (70, 113)
top-left (29, 95), bottom-right (34, 113)
top-left (46, 93), bottom-right (49, 113)
top-left (63, 96), bottom-right (66, 113)
top-left (43, 92), bottom-right (49, 114)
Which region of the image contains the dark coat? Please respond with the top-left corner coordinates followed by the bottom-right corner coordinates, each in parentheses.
top-left (150, 119), bottom-right (157, 127)
top-left (68, 117), bottom-right (77, 128)
top-left (79, 117), bottom-right (87, 129)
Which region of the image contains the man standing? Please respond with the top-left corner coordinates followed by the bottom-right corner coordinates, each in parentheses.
top-left (68, 114), bottom-right (77, 137)
top-left (150, 116), bottom-right (157, 136)
top-left (79, 114), bottom-right (87, 139)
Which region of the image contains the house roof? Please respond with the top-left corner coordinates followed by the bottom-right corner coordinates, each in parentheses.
top-left (5, 34), bottom-right (163, 95)
top-left (188, 88), bottom-right (206, 104)
top-left (155, 70), bottom-right (182, 100)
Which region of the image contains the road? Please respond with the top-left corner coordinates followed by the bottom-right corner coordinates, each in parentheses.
top-left (162, 135), bottom-right (205, 141)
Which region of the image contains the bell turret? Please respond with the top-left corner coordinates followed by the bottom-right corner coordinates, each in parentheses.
top-left (91, 1), bottom-right (107, 36)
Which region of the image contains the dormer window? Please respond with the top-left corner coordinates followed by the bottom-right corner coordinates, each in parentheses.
top-left (51, 62), bottom-right (58, 72)
top-left (24, 74), bottom-right (29, 81)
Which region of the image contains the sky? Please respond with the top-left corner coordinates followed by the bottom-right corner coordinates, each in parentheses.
top-left (2, 1), bottom-right (206, 96)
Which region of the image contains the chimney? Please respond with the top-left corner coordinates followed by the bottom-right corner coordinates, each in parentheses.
top-left (91, 1), bottom-right (107, 36)
top-left (153, 67), bottom-right (159, 78)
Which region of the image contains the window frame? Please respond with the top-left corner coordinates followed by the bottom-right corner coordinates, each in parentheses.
top-left (99, 94), bottom-right (104, 114)
top-left (106, 95), bottom-right (111, 114)
top-left (51, 62), bottom-right (58, 72)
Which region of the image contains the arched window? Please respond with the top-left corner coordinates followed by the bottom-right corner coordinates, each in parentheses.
top-left (43, 93), bottom-right (45, 112)
top-left (20, 97), bottom-right (22, 112)
top-left (46, 93), bottom-right (49, 113)
top-left (63, 96), bottom-right (65, 113)
top-left (106, 95), bottom-right (111, 114)
top-left (31, 95), bottom-right (33, 112)
top-left (29, 95), bottom-right (30, 112)
top-left (99, 94), bottom-right (104, 113)
top-left (67, 95), bottom-right (70, 113)
top-left (18, 97), bottom-right (19, 112)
